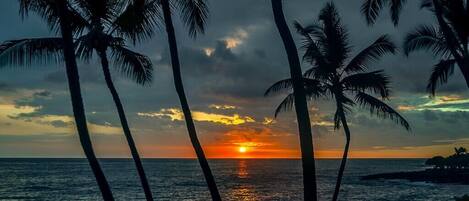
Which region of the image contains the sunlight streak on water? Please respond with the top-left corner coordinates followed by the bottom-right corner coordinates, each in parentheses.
top-left (0, 159), bottom-right (467, 200)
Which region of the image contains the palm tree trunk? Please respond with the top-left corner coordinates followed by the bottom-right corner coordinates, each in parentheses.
top-left (431, 0), bottom-right (469, 88)
top-left (55, 1), bottom-right (114, 201)
top-left (332, 113), bottom-right (351, 201)
top-left (160, 1), bottom-right (222, 200)
top-left (97, 50), bottom-right (154, 201)
top-left (270, 0), bottom-right (317, 200)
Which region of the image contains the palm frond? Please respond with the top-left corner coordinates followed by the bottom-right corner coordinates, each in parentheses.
top-left (294, 21), bottom-right (328, 73)
top-left (265, 78), bottom-right (323, 97)
top-left (19, 0), bottom-right (89, 35)
top-left (355, 92), bottom-right (411, 131)
top-left (0, 38), bottom-right (63, 67)
top-left (403, 24), bottom-right (450, 57)
top-left (175, 0), bottom-right (209, 38)
top-left (361, 0), bottom-right (386, 25)
top-left (318, 2), bottom-right (350, 68)
top-left (420, 0), bottom-right (433, 9)
top-left (389, 0), bottom-right (407, 26)
top-left (304, 78), bottom-right (325, 99)
top-left (265, 78), bottom-right (293, 97)
top-left (345, 35), bottom-right (396, 73)
top-left (109, 44), bottom-right (153, 85)
top-left (74, 0), bottom-right (118, 23)
top-left (442, 0), bottom-right (469, 46)
top-left (74, 34), bottom-right (97, 62)
top-left (112, 0), bottom-right (162, 43)
top-left (427, 59), bottom-right (457, 96)
top-left (274, 93), bottom-right (295, 118)
top-left (341, 70), bottom-right (391, 98)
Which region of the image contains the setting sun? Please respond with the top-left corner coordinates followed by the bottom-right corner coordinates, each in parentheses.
top-left (238, 146), bottom-right (247, 153)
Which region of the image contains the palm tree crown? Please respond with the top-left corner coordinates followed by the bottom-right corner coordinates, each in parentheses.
top-left (0, 0), bottom-right (156, 84)
top-left (404, 0), bottom-right (469, 95)
top-left (267, 3), bottom-right (410, 130)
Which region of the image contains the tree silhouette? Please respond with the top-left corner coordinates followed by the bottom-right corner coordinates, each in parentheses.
top-left (426, 147), bottom-right (469, 170)
top-left (266, 3), bottom-right (410, 201)
top-left (404, 0), bottom-right (469, 94)
top-left (361, 0), bottom-right (408, 26)
top-left (0, 0), bottom-right (114, 200)
top-left (361, 0), bottom-right (414, 26)
top-left (0, 1), bottom-right (159, 200)
top-left (269, 0), bottom-right (318, 200)
top-left (158, 0), bottom-right (221, 200)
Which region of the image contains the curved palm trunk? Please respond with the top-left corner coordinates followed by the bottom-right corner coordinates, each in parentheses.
top-left (332, 113), bottom-right (351, 201)
top-left (160, 1), bottom-right (222, 200)
top-left (97, 50), bottom-right (154, 201)
top-left (270, 0), bottom-right (317, 200)
top-left (56, 2), bottom-right (114, 200)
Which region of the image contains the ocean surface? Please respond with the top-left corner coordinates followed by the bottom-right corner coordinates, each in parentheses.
top-left (0, 159), bottom-right (466, 201)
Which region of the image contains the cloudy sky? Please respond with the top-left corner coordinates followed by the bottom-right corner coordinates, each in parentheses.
top-left (0, 0), bottom-right (468, 158)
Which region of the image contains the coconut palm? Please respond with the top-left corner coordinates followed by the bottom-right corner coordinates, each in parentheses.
top-left (158, 0), bottom-right (221, 200)
top-left (0, 1), bottom-right (158, 200)
top-left (269, 0), bottom-right (318, 200)
top-left (361, 0), bottom-right (408, 26)
top-left (404, 0), bottom-right (469, 94)
top-left (0, 0), bottom-right (115, 200)
top-left (266, 3), bottom-right (410, 201)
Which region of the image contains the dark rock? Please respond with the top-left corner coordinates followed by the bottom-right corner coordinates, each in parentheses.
top-left (361, 169), bottom-right (469, 185)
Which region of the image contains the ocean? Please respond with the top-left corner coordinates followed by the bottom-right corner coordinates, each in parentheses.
top-left (0, 159), bottom-right (466, 200)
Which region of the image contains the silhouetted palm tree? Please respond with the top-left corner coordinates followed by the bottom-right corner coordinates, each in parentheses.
top-left (361, 0), bottom-right (408, 26)
top-left (158, 0), bottom-right (221, 200)
top-left (0, 1), bottom-right (157, 200)
top-left (73, 1), bottom-right (157, 200)
top-left (404, 0), bottom-right (469, 94)
top-left (269, 0), bottom-right (318, 200)
top-left (0, 0), bottom-right (115, 200)
top-left (266, 3), bottom-right (411, 201)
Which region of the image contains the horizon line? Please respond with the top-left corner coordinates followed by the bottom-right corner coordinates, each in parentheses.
top-left (0, 157), bottom-right (429, 159)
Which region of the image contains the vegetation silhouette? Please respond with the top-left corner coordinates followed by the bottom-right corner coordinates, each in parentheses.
top-left (269, 0), bottom-right (318, 200)
top-left (0, 0), bottom-right (114, 200)
top-left (0, 1), bottom-right (158, 200)
top-left (266, 2), bottom-right (411, 201)
top-left (158, 0), bottom-right (221, 200)
top-left (361, 0), bottom-right (409, 26)
top-left (426, 147), bottom-right (469, 169)
top-left (364, 147), bottom-right (469, 187)
top-left (404, 0), bottom-right (469, 94)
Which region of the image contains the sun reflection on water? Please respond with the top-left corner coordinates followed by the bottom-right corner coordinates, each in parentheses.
top-left (237, 159), bottom-right (249, 179)
top-left (230, 159), bottom-right (257, 200)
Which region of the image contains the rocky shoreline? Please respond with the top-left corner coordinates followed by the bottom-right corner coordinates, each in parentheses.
top-left (362, 169), bottom-right (469, 185)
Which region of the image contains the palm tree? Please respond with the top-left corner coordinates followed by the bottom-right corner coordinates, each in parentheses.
top-left (158, 0), bottom-right (221, 200)
top-left (404, 0), bottom-right (469, 94)
top-left (361, 0), bottom-right (408, 26)
top-left (266, 3), bottom-right (411, 201)
top-left (269, 0), bottom-right (318, 200)
top-left (1, 0), bottom-right (115, 200)
top-left (0, 1), bottom-right (158, 200)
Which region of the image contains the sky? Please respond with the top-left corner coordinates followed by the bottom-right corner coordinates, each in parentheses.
top-left (0, 0), bottom-right (468, 158)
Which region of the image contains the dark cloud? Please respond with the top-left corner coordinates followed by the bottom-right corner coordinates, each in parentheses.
top-left (1, 0), bottom-right (469, 157)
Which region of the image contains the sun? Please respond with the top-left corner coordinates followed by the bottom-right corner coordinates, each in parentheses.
top-left (238, 146), bottom-right (247, 153)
